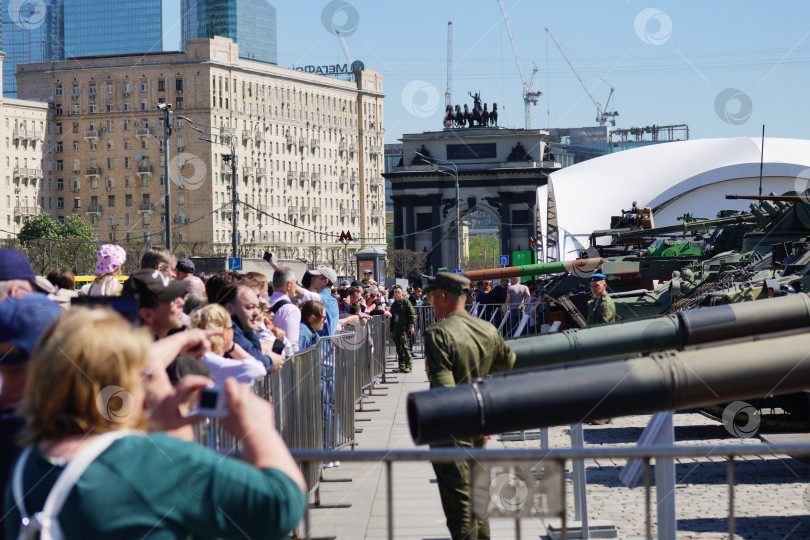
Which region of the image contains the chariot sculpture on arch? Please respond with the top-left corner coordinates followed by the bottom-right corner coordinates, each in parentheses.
top-left (443, 92), bottom-right (498, 128)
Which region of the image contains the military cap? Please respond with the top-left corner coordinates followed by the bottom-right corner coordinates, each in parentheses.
top-left (590, 272), bottom-right (607, 282)
top-left (424, 272), bottom-right (471, 296)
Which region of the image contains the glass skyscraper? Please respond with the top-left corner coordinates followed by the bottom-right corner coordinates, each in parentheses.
top-left (1, 0), bottom-right (161, 97)
top-left (1, 0), bottom-right (64, 97)
top-left (182, 0), bottom-right (277, 65)
top-left (63, 0), bottom-right (162, 59)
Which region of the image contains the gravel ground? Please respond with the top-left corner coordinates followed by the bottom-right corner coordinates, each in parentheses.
top-left (494, 411), bottom-right (810, 539)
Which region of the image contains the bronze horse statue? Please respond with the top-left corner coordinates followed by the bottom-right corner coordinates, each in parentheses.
top-left (489, 102), bottom-right (498, 127)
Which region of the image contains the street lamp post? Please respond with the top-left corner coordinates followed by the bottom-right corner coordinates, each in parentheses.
top-left (157, 103), bottom-right (173, 251)
top-left (416, 152), bottom-right (460, 270)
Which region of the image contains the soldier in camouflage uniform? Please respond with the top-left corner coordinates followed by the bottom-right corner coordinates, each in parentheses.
top-left (423, 273), bottom-right (515, 540)
top-left (586, 272), bottom-right (618, 325)
top-left (389, 285), bottom-right (415, 372)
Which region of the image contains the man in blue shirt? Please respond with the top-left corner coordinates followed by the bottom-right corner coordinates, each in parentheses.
top-left (308, 267), bottom-right (339, 337)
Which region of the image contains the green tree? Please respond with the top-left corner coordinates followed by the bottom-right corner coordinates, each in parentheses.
top-left (19, 214), bottom-right (97, 275)
top-left (463, 235), bottom-right (499, 271)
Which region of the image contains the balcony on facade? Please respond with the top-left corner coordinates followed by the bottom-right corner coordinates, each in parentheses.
top-left (339, 173), bottom-right (348, 186)
top-left (136, 128), bottom-right (153, 139)
top-left (254, 130), bottom-right (265, 144)
top-left (287, 170), bottom-right (298, 181)
top-left (256, 167), bottom-right (267, 178)
top-left (370, 145), bottom-right (382, 156)
top-left (13, 128), bottom-right (42, 143)
top-left (85, 166), bottom-right (102, 179)
top-left (243, 166), bottom-right (255, 178)
top-left (311, 139), bottom-right (320, 149)
top-left (13, 167), bottom-right (43, 180)
top-left (242, 130), bottom-right (253, 143)
top-left (14, 206), bottom-right (40, 218)
top-left (349, 143), bottom-right (358, 153)
top-left (287, 205), bottom-right (299, 218)
top-left (137, 163), bottom-right (154, 176)
top-left (339, 207), bottom-right (349, 217)
top-left (84, 130), bottom-right (99, 142)
top-left (138, 203), bottom-right (155, 214)
top-left (85, 205), bottom-right (103, 215)
top-left (285, 135), bottom-right (295, 146)
top-left (298, 138), bottom-right (308, 149)
top-left (339, 141), bottom-right (347, 153)
top-left (299, 172), bottom-right (310, 182)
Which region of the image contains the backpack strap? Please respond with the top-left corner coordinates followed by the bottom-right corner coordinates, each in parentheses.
top-left (13, 429), bottom-right (142, 540)
top-left (270, 298), bottom-right (290, 314)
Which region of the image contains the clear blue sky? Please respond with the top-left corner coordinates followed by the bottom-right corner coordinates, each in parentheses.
top-left (162, 1), bottom-right (810, 144)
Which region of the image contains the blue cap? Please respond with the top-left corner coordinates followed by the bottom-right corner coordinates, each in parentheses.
top-left (0, 293), bottom-right (63, 365)
top-left (0, 249), bottom-right (36, 282)
top-left (590, 273), bottom-right (607, 282)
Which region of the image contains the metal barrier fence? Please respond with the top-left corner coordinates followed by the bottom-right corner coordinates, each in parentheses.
top-left (291, 443), bottom-right (810, 540)
top-left (194, 315), bottom-right (389, 496)
top-left (412, 300), bottom-right (550, 349)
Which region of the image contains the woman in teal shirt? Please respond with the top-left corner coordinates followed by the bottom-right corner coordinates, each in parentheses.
top-left (5, 308), bottom-right (307, 539)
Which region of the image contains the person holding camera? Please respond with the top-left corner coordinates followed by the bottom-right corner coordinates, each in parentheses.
top-left (4, 308), bottom-right (306, 539)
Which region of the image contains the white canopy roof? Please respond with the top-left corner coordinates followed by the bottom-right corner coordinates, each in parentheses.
top-left (539, 137), bottom-right (810, 260)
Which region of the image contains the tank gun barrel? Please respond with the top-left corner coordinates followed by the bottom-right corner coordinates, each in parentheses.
top-left (592, 213), bottom-right (759, 241)
top-left (408, 331), bottom-right (810, 445)
top-left (726, 194), bottom-right (807, 202)
top-left (510, 293), bottom-right (810, 370)
top-left (464, 258), bottom-right (604, 281)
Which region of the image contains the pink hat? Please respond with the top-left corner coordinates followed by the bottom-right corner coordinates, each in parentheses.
top-left (94, 244), bottom-right (127, 275)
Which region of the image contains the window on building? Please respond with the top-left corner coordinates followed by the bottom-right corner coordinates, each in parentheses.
top-left (55, 84), bottom-right (62, 96)
top-left (88, 83), bottom-right (96, 96)
top-left (56, 197), bottom-right (63, 208)
top-left (176, 78), bottom-right (183, 92)
top-left (157, 79), bottom-right (165, 92)
top-left (73, 197), bottom-right (80, 209)
top-left (106, 82), bottom-right (113, 94)
top-left (140, 80), bottom-right (148, 92)
top-left (108, 195), bottom-right (115, 207)
top-left (125, 194), bottom-right (132, 206)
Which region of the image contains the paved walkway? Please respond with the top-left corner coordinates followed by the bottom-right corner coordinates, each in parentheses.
top-left (304, 350), bottom-right (810, 539)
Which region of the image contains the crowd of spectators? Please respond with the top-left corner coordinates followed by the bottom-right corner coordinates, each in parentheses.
top-left (0, 244), bottom-right (404, 539)
top-left (470, 277), bottom-right (550, 336)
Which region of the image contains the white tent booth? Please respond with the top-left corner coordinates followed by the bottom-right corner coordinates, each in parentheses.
top-left (538, 137), bottom-right (810, 261)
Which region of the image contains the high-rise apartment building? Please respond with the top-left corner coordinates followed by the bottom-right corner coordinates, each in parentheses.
top-left (182, 0), bottom-right (277, 65)
top-left (0, 54), bottom-right (49, 239)
top-left (16, 37), bottom-right (385, 265)
top-left (1, 0), bottom-right (162, 97)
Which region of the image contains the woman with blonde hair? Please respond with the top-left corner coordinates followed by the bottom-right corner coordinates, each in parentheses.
top-left (81, 243), bottom-right (126, 296)
top-left (190, 303), bottom-right (267, 383)
top-left (4, 308), bottom-right (306, 539)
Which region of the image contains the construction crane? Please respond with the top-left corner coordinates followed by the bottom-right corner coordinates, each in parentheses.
top-left (497, 0), bottom-right (541, 129)
top-left (445, 21), bottom-right (452, 128)
top-left (545, 27), bottom-right (619, 127)
top-left (336, 29), bottom-right (353, 64)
